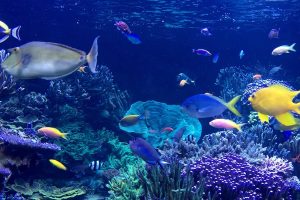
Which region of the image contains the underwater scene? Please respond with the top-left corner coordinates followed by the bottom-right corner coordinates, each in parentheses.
top-left (0, 0), bottom-right (300, 199)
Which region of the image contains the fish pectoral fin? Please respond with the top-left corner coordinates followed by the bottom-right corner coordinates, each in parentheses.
top-left (275, 112), bottom-right (297, 126)
top-left (258, 112), bottom-right (269, 123)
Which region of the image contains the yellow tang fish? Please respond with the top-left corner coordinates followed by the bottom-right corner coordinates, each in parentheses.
top-left (248, 84), bottom-right (300, 126)
top-left (0, 21), bottom-right (21, 43)
top-left (49, 159), bottom-right (67, 171)
top-left (37, 127), bottom-right (67, 140)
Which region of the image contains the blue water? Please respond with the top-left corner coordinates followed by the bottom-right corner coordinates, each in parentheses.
top-left (0, 0), bottom-right (300, 199)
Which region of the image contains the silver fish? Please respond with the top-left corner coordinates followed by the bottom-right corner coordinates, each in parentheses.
top-left (1, 37), bottom-right (99, 80)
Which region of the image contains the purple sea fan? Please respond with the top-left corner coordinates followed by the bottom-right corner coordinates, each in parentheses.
top-left (183, 154), bottom-right (295, 199)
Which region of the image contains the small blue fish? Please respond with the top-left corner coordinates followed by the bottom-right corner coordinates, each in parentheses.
top-left (212, 53), bottom-right (219, 63)
top-left (129, 138), bottom-right (163, 165)
top-left (182, 94), bottom-right (241, 118)
top-left (239, 50), bottom-right (245, 59)
top-left (192, 49), bottom-right (212, 56)
top-left (125, 33), bottom-right (141, 45)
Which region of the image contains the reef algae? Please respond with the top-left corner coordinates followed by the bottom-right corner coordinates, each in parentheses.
top-left (119, 100), bottom-right (202, 147)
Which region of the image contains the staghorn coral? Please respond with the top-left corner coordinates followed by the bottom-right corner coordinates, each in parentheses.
top-left (258, 156), bottom-right (294, 177)
top-left (8, 179), bottom-right (86, 200)
top-left (120, 100), bottom-right (202, 147)
top-left (183, 154), bottom-right (295, 200)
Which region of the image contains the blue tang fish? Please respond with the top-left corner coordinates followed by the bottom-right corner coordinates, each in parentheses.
top-left (129, 138), bottom-right (164, 166)
top-left (182, 94), bottom-right (241, 118)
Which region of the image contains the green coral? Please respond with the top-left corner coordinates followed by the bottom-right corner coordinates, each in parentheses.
top-left (105, 137), bottom-right (147, 200)
top-left (8, 179), bottom-right (86, 200)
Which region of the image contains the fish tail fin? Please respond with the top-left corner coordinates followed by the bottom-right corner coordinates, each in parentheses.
top-left (293, 102), bottom-right (300, 114)
top-left (192, 49), bottom-right (195, 53)
top-left (289, 43), bottom-right (296, 52)
top-left (226, 95), bottom-right (241, 117)
top-left (0, 35), bottom-right (9, 43)
top-left (11, 26), bottom-right (21, 40)
top-left (62, 133), bottom-right (68, 140)
top-left (236, 123), bottom-right (246, 132)
top-left (87, 36), bottom-right (99, 73)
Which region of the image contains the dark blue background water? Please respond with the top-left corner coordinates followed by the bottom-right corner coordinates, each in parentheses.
top-left (0, 0), bottom-right (299, 105)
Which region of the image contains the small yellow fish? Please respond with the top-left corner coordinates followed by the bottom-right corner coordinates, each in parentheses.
top-left (248, 84), bottom-right (300, 126)
top-left (78, 66), bottom-right (87, 73)
top-left (37, 127), bottom-right (67, 139)
top-left (0, 21), bottom-right (21, 43)
top-left (119, 114), bottom-right (143, 127)
top-left (49, 159), bottom-right (67, 171)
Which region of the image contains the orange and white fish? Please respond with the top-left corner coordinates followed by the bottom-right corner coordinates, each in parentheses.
top-left (49, 159), bottom-right (67, 171)
top-left (78, 66), bottom-right (87, 73)
top-left (37, 127), bottom-right (67, 139)
top-left (253, 74), bottom-right (262, 80)
top-left (272, 43), bottom-right (296, 56)
top-left (209, 119), bottom-right (245, 132)
top-left (179, 79), bottom-right (188, 87)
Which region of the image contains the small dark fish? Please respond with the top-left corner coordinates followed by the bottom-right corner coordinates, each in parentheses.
top-left (268, 28), bottom-right (280, 39)
top-left (129, 138), bottom-right (161, 165)
top-left (114, 21), bottom-right (132, 34)
top-left (173, 126), bottom-right (186, 143)
top-left (125, 33), bottom-right (141, 45)
top-left (269, 66), bottom-right (282, 76)
top-left (292, 154), bottom-right (300, 163)
top-left (212, 53), bottom-right (219, 63)
top-left (192, 49), bottom-right (212, 56)
top-left (186, 135), bottom-right (196, 143)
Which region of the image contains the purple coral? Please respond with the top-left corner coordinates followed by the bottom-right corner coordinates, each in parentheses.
top-left (183, 154), bottom-right (294, 199)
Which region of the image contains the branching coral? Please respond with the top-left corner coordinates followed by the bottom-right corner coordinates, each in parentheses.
top-left (258, 156), bottom-right (294, 177)
top-left (184, 154), bottom-right (295, 199)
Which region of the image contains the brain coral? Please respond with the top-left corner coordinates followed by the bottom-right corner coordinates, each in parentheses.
top-left (119, 100), bottom-right (202, 147)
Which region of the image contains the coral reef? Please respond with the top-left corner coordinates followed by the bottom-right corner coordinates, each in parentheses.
top-left (8, 179), bottom-right (86, 200)
top-left (184, 154), bottom-right (295, 199)
top-left (105, 136), bottom-right (147, 200)
top-left (259, 156), bottom-right (294, 177)
top-left (47, 65), bottom-right (130, 123)
top-left (119, 100), bottom-right (202, 147)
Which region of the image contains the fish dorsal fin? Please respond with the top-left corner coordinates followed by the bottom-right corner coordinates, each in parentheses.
top-left (44, 42), bottom-right (85, 55)
top-left (205, 94), bottom-right (226, 105)
top-left (268, 84), bottom-right (291, 92)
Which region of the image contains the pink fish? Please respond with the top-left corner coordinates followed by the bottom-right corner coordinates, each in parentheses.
top-left (161, 127), bottom-right (174, 132)
top-left (114, 21), bottom-right (132, 34)
top-left (209, 119), bottom-right (245, 132)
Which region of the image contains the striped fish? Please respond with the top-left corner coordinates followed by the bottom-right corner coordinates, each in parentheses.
top-left (89, 160), bottom-right (102, 171)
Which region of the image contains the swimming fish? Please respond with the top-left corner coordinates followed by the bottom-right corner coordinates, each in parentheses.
top-left (200, 28), bottom-right (212, 36)
top-left (129, 138), bottom-right (164, 166)
top-left (268, 28), bottom-right (280, 39)
top-left (248, 84), bottom-right (300, 126)
top-left (273, 118), bottom-right (300, 131)
top-left (119, 114), bottom-right (144, 127)
top-left (182, 94), bottom-right (241, 118)
top-left (177, 73), bottom-right (195, 87)
top-left (161, 127), bottom-right (174, 132)
top-left (125, 33), bottom-right (141, 45)
top-left (0, 21), bottom-right (21, 43)
top-left (49, 159), bottom-right (67, 171)
top-left (114, 21), bottom-right (132, 34)
top-left (212, 53), bottom-right (219, 63)
top-left (269, 66), bottom-right (282, 76)
top-left (37, 127), bottom-right (67, 139)
top-left (292, 154), bottom-right (300, 163)
top-left (89, 160), bottom-right (103, 171)
top-left (77, 66), bottom-right (87, 73)
top-left (272, 43), bottom-right (296, 56)
top-left (1, 36), bottom-right (99, 79)
top-left (192, 49), bottom-right (212, 56)
top-left (173, 126), bottom-right (186, 143)
top-left (253, 74), bottom-right (262, 80)
top-left (239, 50), bottom-right (245, 59)
top-left (209, 119), bottom-right (245, 132)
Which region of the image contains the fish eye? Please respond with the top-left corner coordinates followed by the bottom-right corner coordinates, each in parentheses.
top-left (251, 94), bottom-right (255, 99)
